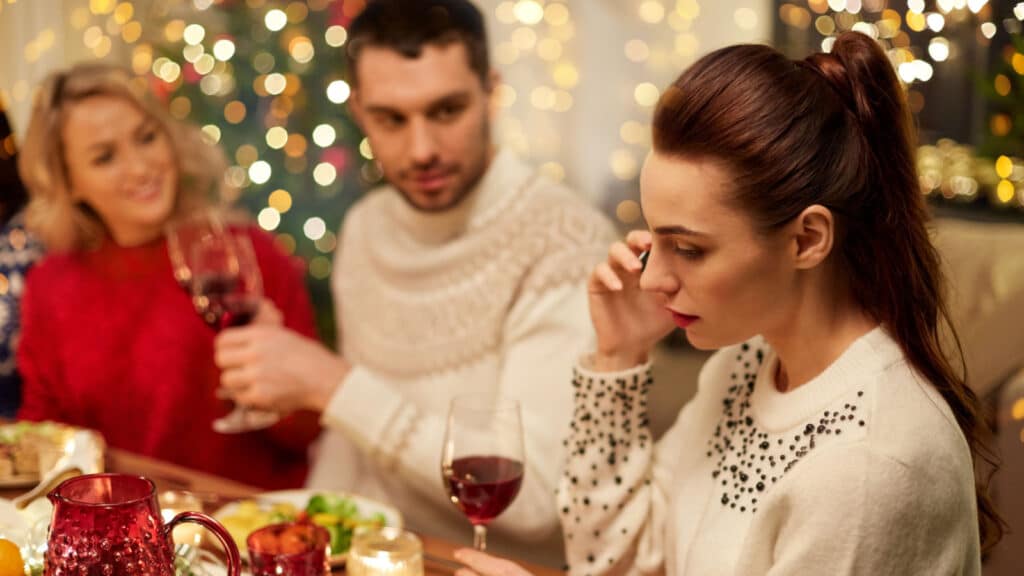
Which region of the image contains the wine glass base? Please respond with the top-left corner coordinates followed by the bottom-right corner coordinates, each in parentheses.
top-left (212, 409), bottom-right (279, 434)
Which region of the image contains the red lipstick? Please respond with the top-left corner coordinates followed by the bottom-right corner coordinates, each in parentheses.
top-left (669, 310), bottom-right (699, 329)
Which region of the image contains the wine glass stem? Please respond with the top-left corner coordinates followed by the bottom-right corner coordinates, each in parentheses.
top-left (473, 525), bottom-right (487, 551)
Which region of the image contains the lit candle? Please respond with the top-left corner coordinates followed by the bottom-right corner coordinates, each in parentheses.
top-left (347, 528), bottom-right (424, 576)
top-left (158, 490), bottom-right (204, 547)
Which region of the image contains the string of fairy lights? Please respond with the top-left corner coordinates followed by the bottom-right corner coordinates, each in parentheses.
top-left (4, 0), bottom-right (1023, 241)
top-left (5, 0), bottom-right (732, 239)
top-left (488, 0), bottom-right (579, 186)
top-left (777, 0), bottom-right (1024, 211)
top-left (613, 0), bottom-right (706, 226)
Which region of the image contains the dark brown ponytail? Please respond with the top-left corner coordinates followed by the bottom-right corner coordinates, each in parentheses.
top-left (653, 31), bottom-right (1004, 551)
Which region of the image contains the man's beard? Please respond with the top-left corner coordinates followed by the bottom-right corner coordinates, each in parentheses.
top-left (391, 118), bottom-right (492, 213)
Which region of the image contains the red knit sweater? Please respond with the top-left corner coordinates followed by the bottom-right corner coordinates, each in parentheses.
top-left (17, 227), bottom-right (320, 489)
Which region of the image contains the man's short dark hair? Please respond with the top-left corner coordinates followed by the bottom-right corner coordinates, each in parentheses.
top-left (346, 0), bottom-right (490, 87)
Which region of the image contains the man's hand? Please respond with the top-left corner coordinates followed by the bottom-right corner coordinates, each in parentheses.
top-left (251, 299), bottom-right (284, 326)
top-left (214, 324), bottom-right (349, 413)
top-left (453, 549), bottom-right (535, 576)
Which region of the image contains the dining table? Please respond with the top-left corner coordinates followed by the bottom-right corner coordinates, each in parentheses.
top-left (0, 447), bottom-right (564, 576)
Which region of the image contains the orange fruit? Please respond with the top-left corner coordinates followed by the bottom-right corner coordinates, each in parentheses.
top-left (0, 538), bottom-right (23, 576)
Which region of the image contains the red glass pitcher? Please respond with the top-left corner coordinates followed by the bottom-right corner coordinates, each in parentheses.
top-left (45, 473), bottom-right (241, 575)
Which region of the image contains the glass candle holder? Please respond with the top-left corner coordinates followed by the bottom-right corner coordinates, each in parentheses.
top-left (347, 527), bottom-right (424, 576)
top-left (247, 521), bottom-right (331, 576)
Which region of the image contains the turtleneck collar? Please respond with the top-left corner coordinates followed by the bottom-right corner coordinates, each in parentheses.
top-left (384, 149), bottom-right (535, 246)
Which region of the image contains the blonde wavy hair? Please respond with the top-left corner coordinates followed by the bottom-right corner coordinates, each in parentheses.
top-left (18, 62), bottom-right (232, 252)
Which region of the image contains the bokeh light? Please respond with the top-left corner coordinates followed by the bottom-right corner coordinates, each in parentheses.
top-left (303, 217), bottom-right (327, 241)
top-left (634, 83), bottom-right (660, 107)
top-left (213, 39), bottom-right (236, 61)
top-left (258, 207), bottom-right (281, 231)
top-left (248, 161), bottom-right (272, 185)
top-left (312, 124), bottom-right (337, 148)
top-left (313, 162), bottom-right (337, 186)
top-left (265, 9), bottom-right (287, 31)
top-left (513, 0), bottom-right (544, 25)
top-left (325, 25), bottom-right (348, 47)
top-left (326, 80), bottom-right (351, 104)
top-left (268, 189), bottom-right (293, 213)
top-left (265, 126), bottom-right (289, 149)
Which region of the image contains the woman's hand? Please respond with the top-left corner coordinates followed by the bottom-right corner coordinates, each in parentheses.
top-left (587, 230), bottom-right (675, 371)
top-left (453, 549), bottom-right (534, 576)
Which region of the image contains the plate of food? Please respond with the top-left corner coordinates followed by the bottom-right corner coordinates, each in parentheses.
top-left (0, 421), bottom-right (103, 489)
top-left (212, 490), bottom-right (402, 566)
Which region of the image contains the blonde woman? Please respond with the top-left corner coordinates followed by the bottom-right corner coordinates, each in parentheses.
top-left (16, 63), bottom-right (319, 488)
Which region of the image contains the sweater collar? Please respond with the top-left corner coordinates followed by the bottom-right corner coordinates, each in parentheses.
top-left (750, 326), bottom-right (903, 431)
top-left (82, 234), bottom-right (170, 279)
top-left (385, 149), bottom-right (534, 245)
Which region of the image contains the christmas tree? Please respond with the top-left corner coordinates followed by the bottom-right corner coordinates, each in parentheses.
top-left (148, 0), bottom-right (373, 341)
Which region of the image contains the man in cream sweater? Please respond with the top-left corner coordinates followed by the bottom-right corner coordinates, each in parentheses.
top-left (213, 0), bottom-right (613, 566)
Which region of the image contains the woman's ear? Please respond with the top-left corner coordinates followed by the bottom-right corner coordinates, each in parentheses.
top-left (790, 204), bottom-right (835, 270)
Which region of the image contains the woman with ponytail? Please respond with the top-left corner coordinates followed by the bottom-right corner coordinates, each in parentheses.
top-left (454, 32), bottom-right (1001, 576)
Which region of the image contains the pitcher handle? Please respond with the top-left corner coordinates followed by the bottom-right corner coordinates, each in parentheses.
top-left (164, 511), bottom-right (242, 575)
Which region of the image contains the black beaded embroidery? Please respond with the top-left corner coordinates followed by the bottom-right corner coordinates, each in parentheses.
top-left (706, 344), bottom-right (865, 514)
top-left (566, 368), bottom-right (654, 468)
top-left (562, 366), bottom-right (655, 570)
top-left (560, 347), bottom-right (869, 574)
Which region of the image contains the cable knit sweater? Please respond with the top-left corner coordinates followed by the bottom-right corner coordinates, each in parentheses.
top-left (559, 327), bottom-right (980, 576)
top-left (306, 151), bottom-right (615, 566)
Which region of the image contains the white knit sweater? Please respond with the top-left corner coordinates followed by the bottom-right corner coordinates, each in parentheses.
top-left (306, 151), bottom-right (615, 566)
top-left (559, 327), bottom-right (981, 576)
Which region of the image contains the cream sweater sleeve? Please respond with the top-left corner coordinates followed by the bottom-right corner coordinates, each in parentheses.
top-left (321, 279), bottom-right (592, 542)
top-left (558, 360), bottom-right (699, 576)
top-left (737, 443), bottom-right (981, 576)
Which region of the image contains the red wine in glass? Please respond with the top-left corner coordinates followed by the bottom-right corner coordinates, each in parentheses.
top-left (443, 455), bottom-right (524, 525)
top-left (193, 272), bottom-right (260, 331)
top-left (441, 396), bottom-right (525, 551)
top-left (174, 216), bottom-right (278, 434)
top-left (222, 297), bottom-right (259, 329)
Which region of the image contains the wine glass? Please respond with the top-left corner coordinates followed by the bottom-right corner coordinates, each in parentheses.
top-left (166, 211), bottom-right (218, 291)
top-left (189, 229), bottom-right (262, 331)
top-left (441, 395), bottom-right (525, 551)
top-left (165, 211), bottom-right (279, 434)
